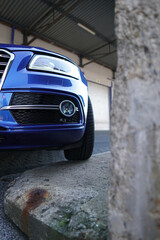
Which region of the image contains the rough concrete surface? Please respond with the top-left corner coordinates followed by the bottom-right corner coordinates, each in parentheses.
top-left (0, 174), bottom-right (27, 240)
top-left (4, 152), bottom-right (110, 240)
top-left (109, 0), bottom-right (160, 239)
top-left (0, 131), bottom-right (109, 240)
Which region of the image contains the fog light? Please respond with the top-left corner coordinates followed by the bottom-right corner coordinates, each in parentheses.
top-left (0, 135), bottom-right (5, 142)
top-left (60, 100), bottom-right (76, 117)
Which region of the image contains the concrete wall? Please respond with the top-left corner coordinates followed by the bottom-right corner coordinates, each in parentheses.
top-left (109, 0), bottom-right (160, 239)
top-left (0, 23), bottom-right (113, 130)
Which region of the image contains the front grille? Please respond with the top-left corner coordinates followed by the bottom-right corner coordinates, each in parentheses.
top-left (0, 51), bottom-right (10, 81)
top-left (10, 109), bottom-right (80, 125)
top-left (10, 92), bottom-right (78, 106)
top-left (10, 92), bottom-right (81, 125)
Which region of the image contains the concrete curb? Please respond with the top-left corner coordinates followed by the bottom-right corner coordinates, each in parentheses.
top-left (4, 152), bottom-right (111, 240)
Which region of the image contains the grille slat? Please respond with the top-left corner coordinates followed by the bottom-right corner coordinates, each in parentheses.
top-left (0, 62), bottom-right (7, 65)
top-left (0, 54), bottom-right (10, 59)
top-left (0, 51), bottom-right (10, 80)
top-left (10, 92), bottom-right (81, 125)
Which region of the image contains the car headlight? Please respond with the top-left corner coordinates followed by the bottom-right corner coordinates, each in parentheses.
top-left (28, 55), bottom-right (80, 79)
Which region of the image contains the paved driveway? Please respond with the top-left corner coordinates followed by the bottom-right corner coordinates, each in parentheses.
top-left (93, 130), bottom-right (110, 154)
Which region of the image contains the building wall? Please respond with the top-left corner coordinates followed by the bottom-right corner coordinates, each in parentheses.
top-left (88, 81), bottom-right (110, 130)
top-left (0, 23), bottom-right (113, 130)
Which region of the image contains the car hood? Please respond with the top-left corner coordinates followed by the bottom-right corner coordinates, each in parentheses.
top-left (0, 44), bottom-right (72, 63)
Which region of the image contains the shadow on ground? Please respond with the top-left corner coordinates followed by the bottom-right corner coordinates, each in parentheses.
top-left (0, 131), bottom-right (110, 176)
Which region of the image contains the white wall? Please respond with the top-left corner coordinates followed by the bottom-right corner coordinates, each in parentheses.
top-left (0, 23), bottom-right (113, 130)
top-left (88, 82), bottom-right (110, 130)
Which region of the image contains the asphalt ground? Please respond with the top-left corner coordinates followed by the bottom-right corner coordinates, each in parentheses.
top-left (0, 130), bottom-right (110, 240)
top-left (93, 130), bottom-right (110, 154)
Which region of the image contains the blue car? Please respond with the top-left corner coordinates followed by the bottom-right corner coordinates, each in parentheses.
top-left (0, 44), bottom-right (94, 160)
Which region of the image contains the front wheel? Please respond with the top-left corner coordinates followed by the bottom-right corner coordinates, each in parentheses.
top-left (64, 97), bottom-right (94, 161)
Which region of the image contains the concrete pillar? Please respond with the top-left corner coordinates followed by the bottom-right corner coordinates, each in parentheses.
top-left (108, 0), bottom-right (160, 239)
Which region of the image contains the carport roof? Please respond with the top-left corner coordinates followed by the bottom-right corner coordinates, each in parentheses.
top-left (0, 0), bottom-right (116, 71)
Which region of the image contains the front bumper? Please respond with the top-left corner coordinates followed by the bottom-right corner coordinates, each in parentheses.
top-left (0, 49), bottom-right (88, 150)
top-left (0, 125), bottom-right (85, 150)
top-left (0, 90), bottom-right (86, 150)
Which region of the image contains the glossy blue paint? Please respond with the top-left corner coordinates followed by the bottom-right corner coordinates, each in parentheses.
top-left (0, 127), bottom-right (85, 150)
top-left (0, 93), bottom-right (15, 125)
top-left (0, 93), bottom-right (12, 107)
top-left (0, 44), bottom-right (78, 65)
top-left (0, 44), bottom-right (88, 150)
top-left (3, 51), bottom-right (87, 96)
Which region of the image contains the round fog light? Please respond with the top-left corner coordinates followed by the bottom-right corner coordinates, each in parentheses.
top-left (60, 100), bottom-right (76, 117)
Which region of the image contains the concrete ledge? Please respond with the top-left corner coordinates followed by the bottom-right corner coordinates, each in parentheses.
top-left (4, 152), bottom-right (111, 240)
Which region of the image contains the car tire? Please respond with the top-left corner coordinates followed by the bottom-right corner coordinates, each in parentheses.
top-left (64, 96), bottom-right (94, 161)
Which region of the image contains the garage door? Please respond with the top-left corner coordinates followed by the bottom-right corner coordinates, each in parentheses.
top-left (88, 81), bottom-right (110, 131)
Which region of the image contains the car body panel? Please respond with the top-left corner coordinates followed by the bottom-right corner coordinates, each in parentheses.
top-left (0, 44), bottom-right (88, 150)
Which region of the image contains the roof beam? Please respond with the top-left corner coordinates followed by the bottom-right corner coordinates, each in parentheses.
top-left (82, 50), bottom-right (116, 67)
top-left (40, 0), bottom-right (112, 44)
top-left (0, 18), bottom-right (76, 52)
top-left (27, 0), bottom-right (84, 45)
top-left (23, 30), bottom-right (28, 45)
top-left (86, 40), bottom-right (116, 55)
top-left (0, 17), bottom-right (116, 70)
top-left (60, 11), bottom-right (111, 43)
top-left (29, 0), bottom-right (70, 30)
